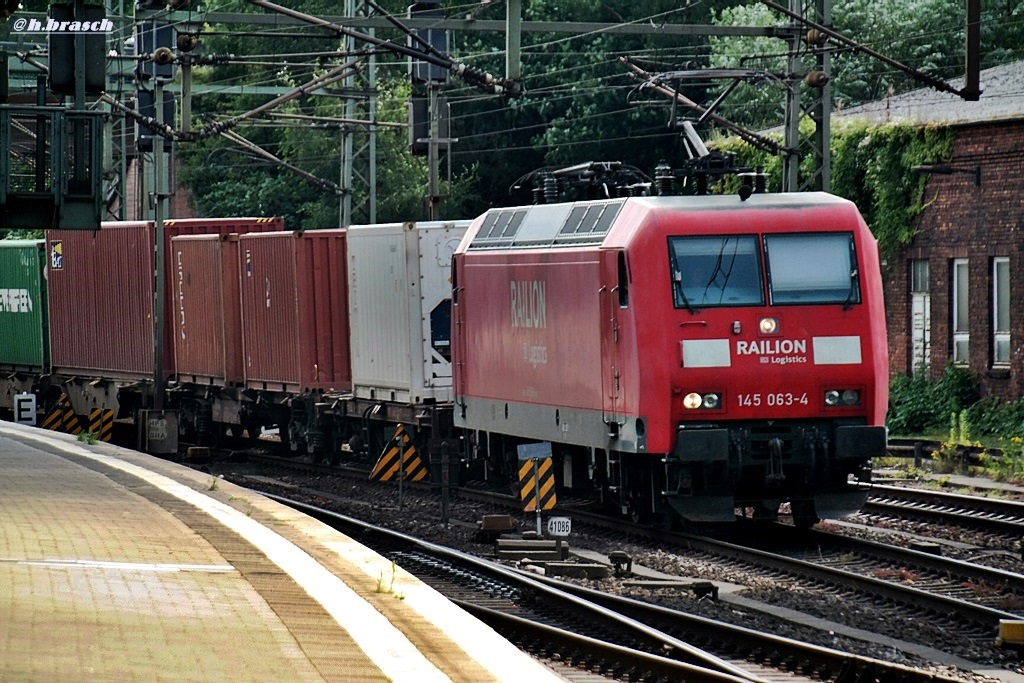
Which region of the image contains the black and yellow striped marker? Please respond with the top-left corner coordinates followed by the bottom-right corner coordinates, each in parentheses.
top-left (370, 425), bottom-right (428, 482)
top-left (41, 393), bottom-right (83, 436)
top-left (88, 408), bottom-right (115, 442)
top-left (518, 456), bottom-right (557, 512)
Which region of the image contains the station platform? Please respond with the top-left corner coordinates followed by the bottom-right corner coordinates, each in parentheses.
top-left (0, 421), bottom-right (563, 682)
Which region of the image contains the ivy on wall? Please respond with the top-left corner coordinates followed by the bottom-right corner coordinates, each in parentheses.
top-left (711, 121), bottom-right (955, 268)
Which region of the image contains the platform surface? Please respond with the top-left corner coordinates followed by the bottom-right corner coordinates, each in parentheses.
top-left (0, 421), bottom-right (563, 682)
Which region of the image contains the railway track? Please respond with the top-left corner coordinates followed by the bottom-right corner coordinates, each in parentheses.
top-left (863, 482), bottom-right (1024, 542)
top-left (268, 493), bottom-right (964, 683)
top-left (738, 524), bottom-right (1024, 625)
top-left (216, 452), bottom-right (1024, 671)
top-left (586, 517), bottom-right (1022, 641)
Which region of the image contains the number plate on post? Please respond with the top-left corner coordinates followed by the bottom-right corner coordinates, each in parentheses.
top-left (546, 516), bottom-right (571, 537)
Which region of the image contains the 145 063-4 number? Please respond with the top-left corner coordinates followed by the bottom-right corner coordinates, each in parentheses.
top-left (737, 392), bottom-right (809, 407)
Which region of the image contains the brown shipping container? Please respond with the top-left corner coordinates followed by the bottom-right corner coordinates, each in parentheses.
top-left (47, 217), bottom-right (282, 379)
top-left (238, 230), bottom-right (351, 393)
top-left (171, 234), bottom-right (244, 385)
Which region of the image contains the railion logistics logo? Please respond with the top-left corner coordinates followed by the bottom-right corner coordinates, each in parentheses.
top-left (10, 16), bottom-right (114, 33)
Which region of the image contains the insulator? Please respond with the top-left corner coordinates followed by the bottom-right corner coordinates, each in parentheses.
top-left (805, 28), bottom-right (829, 46)
top-left (804, 71), bottom-right (829, 88)
top-left (532, 186), bottom-right (545, 204)
top-left (543, 175), bottom-right (558, 203)
top-left (655, 163), bottom-right (674, 196)
top-left (152, 46), bottom-right (174, 66)
top-left (176, 33), bottom-right (198, 52)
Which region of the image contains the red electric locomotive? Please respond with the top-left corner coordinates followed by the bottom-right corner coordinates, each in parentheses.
top-left (452, 192), bottom-right (887, 525)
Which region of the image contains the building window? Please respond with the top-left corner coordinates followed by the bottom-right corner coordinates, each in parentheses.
top-left (952, 259), bottom-right (969, 364)
top-left (910, 259), bottom-right (930, 373)
top-left (993, 257), bottom-right (1010, 365)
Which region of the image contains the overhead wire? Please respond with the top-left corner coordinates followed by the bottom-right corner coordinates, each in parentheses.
top-left (107, 0), bottom-right (1024, 187)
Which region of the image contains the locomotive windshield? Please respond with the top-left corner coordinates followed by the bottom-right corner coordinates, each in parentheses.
top-left (764, 233), bottom-right (859, 305)
top-left (668, 235), bottom-right (764, 309)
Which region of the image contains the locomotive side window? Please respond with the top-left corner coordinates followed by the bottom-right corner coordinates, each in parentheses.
top-left (668, 235), bottom-right (763, 309)
top-left (764, 233), bottom-right (859, 306)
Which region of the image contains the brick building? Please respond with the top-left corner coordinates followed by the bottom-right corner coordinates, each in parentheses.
top-left (837, 61), bottom-right (1024, 399)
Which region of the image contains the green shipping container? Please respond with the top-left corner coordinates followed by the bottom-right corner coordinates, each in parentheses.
top-left (0, 240), bottom-right (48, 370)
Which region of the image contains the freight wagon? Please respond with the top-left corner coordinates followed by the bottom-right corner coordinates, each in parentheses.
top-left (39, 218), bottom-right (280, 421)
top-left (170, 221), bottom-right (468, 457)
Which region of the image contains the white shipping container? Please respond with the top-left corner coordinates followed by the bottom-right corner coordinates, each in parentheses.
top-left (346, 221), bottom-right (469, 404)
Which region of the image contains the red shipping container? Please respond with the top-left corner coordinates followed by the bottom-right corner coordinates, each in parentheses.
top-left (238, 230), bottom-right (351, 394)
top-left (47, 217), bottom-right (282, 379)
top-left (170, 234), bottom-right (244, 386)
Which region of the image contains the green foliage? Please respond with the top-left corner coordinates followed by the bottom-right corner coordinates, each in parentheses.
top-left (887, 364), bottom-right (979, 435)
top-left (935, 364), bottom-right (981, 415)
top-left (170, 0), bottom-right (1022, 222)
top-left (710, 0), bottom-right (1024, 127)
top-left (990, 438), bottom-right (1024, 483)
top-left (0, 229), bottom-right (44, 240)
top-left (828, 0), bottom-right (965, 108)
top-left (967, 397), bottom-right (1024, 440)
top-left (836, 122), bottom-right (954, 265)
top-left (77, 431), bottom-right (98, 445)
top-left (886, 372), bottom-right (936, 435)
top-left (708, 4), bottom-right (786, 130)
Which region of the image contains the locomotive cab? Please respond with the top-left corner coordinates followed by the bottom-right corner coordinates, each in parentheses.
top-left (658, 218), bottom-right (888, 524)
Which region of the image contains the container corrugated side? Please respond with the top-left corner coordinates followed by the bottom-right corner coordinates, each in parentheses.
top-left (239, 230), bottom-right (350, 393)
top-left (347, 221), bottom-right (467, 403)
top-left (46, 218), bottom-right (282, 379)
top-left (47, 224), bottom-right (154, 377)
top-left (171, 234), bottom-right (243, 385)
top-left (0, 240), bottom-right (48, 371)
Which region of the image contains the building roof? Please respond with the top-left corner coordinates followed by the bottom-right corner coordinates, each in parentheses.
top-left (834, 60), bottom-right (1024, 126)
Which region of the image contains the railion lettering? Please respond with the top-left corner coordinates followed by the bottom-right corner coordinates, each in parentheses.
top-left (510, 280), bottom-right (546, 328)
top-left (736, 339), bottom-right (807, 356)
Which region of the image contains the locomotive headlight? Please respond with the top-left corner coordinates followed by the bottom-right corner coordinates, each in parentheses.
top-left (683, 392), bottom-right (721, 409)
top-left (759, 317), bottom-right (779, 334)
top-left (824, 389), bottom-right (861, 407)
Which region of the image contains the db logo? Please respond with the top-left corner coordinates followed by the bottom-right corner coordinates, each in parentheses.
top-left (50, 241), bottom-right (64, 271)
